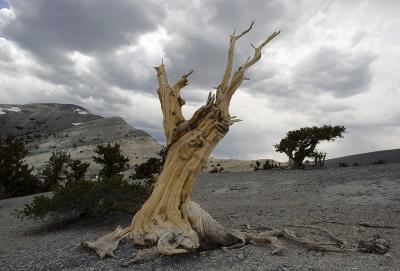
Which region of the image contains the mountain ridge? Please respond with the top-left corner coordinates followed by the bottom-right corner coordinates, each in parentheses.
top-left (325, 148), bottom-right (400, 167)
top-left (0, 103), bottom-right (162, 177)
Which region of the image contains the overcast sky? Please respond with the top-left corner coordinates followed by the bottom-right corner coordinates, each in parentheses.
top-left (1, 0), bottom-right (399, 161)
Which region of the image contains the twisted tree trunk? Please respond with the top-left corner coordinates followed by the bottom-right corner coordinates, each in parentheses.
top-left (127, 22), bottom-right (281, 256)
top-left (83, 24), bottom-right (341, 264)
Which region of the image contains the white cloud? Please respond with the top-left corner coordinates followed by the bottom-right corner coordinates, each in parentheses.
top-left (68, 51), bottom-right (95, 76)
top-left (0, 5), bottom-right (15, 29)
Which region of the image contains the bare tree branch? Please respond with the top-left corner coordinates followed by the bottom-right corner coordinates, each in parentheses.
top-left (216, 21), bottom-right (255, 103)
top-left (156, 64), bottom-right (192, 144)
top-left (244, 31), bottom-right (280, 70)
top-left (215, 23), bottom-right (279, 121)
top-left (235, 21), bottom-right (255, 39)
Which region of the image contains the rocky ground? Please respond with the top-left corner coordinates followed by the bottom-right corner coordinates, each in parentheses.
top-left (1, 163), bottom-right (399, 271)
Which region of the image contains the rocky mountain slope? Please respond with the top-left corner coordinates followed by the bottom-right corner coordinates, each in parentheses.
top-left (0, 103), bottom-right (162, 177)
top-left (0, 103), bottom-right (102, 138)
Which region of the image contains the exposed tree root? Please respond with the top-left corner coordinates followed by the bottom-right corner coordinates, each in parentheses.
top-left (284, 224), bottom-right (346, 246)
top-left (309, 220), bottom-right (347, 226)
top-left (310, 220), bottom-right (398, 229)
top-left (353, 234), bottom-right (390, 255)
top-left (82, 204), bottom-right (396, 266)
top-left (352, 222), bottom-right (392, 255)
top-left (82, 201), bottom-right (350, 266)
top-left (281, 229), bottom-right (342, 252)
top-left (81, 225), bottom-right (132, 258)
top-left (355, 221), bottom-right (398, 229)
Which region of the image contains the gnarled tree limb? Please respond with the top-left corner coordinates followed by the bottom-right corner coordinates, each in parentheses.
top-left (216, 22), bottom-right (280, 120)
top-left (285, 224), bottom-right (346, 246)
top-left (156, 64), bottom-right (193, 145)
top-left (216, 21), bottom-right (255, 103)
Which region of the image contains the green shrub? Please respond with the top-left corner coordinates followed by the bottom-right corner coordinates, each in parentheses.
top-left (338, 162), bottom-right (349, 167)
top-left (209, 167), bottom-right (219, 173)
top-left (131, 157), bottom-right (162, 180)
top-left (37, 150), bottom-right (90, 190)
top-left (17, 176), bottom-right (151, 221)
top-left (262, 160), bottom-right (273, 170)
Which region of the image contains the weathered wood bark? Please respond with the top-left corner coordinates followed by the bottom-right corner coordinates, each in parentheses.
top-left (127, 22), bottom-right (281, 255)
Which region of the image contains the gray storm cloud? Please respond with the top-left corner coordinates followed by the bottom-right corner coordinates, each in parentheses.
top-left (1, 0), bottom-right (399, 159)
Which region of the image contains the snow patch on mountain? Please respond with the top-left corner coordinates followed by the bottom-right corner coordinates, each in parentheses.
top-left (74, 108), bottom-right (88, 115)
top-left (0, 106), bottom-right (21, 113)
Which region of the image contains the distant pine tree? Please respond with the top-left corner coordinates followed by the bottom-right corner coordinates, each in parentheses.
top-left (39, 150), bottom-right (72, 190)
top-left (68, 159), bottom-right (90, 183)
top-left (92, 143), bottom-right (129, 178)
top-left (0, 135), bottom-right (41, 198)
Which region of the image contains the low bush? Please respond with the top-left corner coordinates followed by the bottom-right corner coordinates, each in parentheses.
top-left (17, 176), bottom-right (152, 222)
top-left (338, 162), bottom-right (349, 167)
top-left (209, 167), bottom-right (219, 173)
top-left (371, 159), bottom-right (385, 165)
top-left (262, 160), bottom-right (273, 170)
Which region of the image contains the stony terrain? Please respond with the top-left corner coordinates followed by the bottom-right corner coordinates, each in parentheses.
top-left (1, 163), bottom-right (399, 271)
top-left (0, 103), bottom-right (162, 176)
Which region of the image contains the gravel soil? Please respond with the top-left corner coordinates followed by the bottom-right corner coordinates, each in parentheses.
top-left (1, 163), bottom-right (399, 271)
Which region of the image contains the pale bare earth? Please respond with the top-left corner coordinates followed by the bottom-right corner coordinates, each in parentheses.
top-left (1, 163), bottom-right (399, 271)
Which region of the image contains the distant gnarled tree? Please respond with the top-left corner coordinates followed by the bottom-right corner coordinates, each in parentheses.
top-left (274, 125), bottom-right (345, 169)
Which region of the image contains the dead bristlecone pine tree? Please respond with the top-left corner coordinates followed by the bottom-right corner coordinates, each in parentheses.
top-left (82, 23), bottom-right (347, 265)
